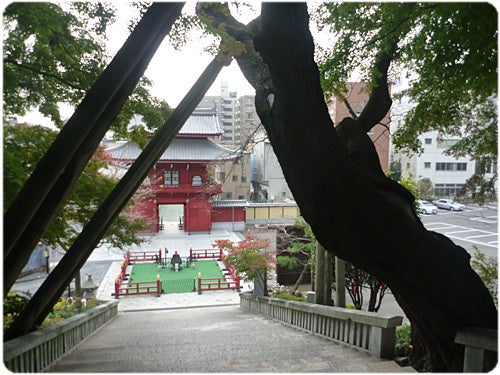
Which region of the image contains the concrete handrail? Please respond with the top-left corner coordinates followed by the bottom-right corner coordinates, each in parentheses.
top-left (455, 326), bottom-right (497, 372)
top-left (240, 292), bottom-right (402, 358)
top-left (4, 300), bottom-right (118, 372)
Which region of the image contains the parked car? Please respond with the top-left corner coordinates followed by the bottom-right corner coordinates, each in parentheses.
top-left (432, 199), bottom-right (465, 211)
top-left (416, 200), bottom-right (438, 215)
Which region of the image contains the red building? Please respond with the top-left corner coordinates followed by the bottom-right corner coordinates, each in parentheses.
top-left (108, 109), bottom-right (241, 233)
top-left (328, 82), bottom-right (391, 171)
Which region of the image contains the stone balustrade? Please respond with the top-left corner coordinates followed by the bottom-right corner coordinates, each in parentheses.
top-left (240, 292), bottom-right (402, 358)
top-left (4, 300), bottom-right (118, 372)
top-left (455, 326), bottom-right (497, 372)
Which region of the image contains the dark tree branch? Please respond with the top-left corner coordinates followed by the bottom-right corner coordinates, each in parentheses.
top-left (4, 58), bottom-right (87, 91)
top-left (357, 41), bottom-right (397, 132)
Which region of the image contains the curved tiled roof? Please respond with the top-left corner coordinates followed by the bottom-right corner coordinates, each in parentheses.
top-left (178, 112), bottom-right (221, 136)
top-left (107, 138), bottom-right (240, 163)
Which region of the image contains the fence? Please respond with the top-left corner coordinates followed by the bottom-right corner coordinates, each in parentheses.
top-left (190, 247), bottom-right (223, 260)
top-left (162, 278), bottom-right (197, 294)
top-left (455, 326), bottom-right (497, 372)
top-left (115, 278), bottom-right (161, 297)
top-left (192, 248), bottom-right (241, 293)
top-left (4, 300), bottom-right (118, 372)
top-left (197, 276), bottom-right (240, 293)
top-left (240, 292), bottom-right (402, 358)
top-left (128, 249), bottom-right (162, 263)
top-left (114, 252), bottom-right (161, 298)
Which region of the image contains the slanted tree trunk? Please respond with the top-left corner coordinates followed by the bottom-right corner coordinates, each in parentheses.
top-left (3, 3), bottom-right (185, 294)
top-left (198, 3), bottom-right (497, 371)
top-left (292, 263), bottom-right (309, 293)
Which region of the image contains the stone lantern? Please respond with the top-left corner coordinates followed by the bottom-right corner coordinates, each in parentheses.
top-left (81, 274), bottom-right (99, 299)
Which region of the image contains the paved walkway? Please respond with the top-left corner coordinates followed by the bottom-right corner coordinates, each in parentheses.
top-left (47, 303), bottom-right (414, 373)
top-left (48, 265), bottom-right (414, 373)
top-left (17, 227), bottom-right (415, 372)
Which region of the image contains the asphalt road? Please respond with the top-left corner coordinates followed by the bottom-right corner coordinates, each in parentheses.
top-left (420, 202), bottom-right (498, 259)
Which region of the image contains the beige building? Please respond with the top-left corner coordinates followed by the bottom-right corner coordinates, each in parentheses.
top-left (216, 154), bottom-right (252, 200)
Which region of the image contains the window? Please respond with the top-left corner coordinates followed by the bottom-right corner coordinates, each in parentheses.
top-left (437, 139), bottom-right (459, 149)
top-left (217, 172), bottom-right (226, 181)
top-left (225, 192), bottom-right (233, 199)
top-left (434, 183), bottom-right (464, 197)
top-left (425, 138), bottom-right (432, 145)
top-left (436, 162), bottom-right (468, 171)
top-left (424, 162), bottom-right (431, 169)
top-left (238, 195), bottom-right (244, 200)
top-left (164, 170), bottom-right (179, 186)
top-left (192, 175), bottom-right (202, 186)
top-left (232, 175), bottom-right (238, 182)
top-left (241, 176), bottom-right (247, 183)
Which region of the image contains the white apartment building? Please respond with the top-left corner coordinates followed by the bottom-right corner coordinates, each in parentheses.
top-left (251, 128), bottom-right (293, 202)
top-left (390, 75), bottom-right (477, 198)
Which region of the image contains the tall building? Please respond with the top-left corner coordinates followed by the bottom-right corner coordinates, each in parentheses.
top-left (238, 94), bottom-right (260, 147)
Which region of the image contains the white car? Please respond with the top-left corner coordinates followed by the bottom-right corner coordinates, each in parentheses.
top-left (416, 200), bottom-right (438, 215)
top-left (432, 199), bottom-right (465, 211)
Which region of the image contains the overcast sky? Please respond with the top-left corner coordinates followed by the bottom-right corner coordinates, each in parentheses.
top-left (106, 3), bottom-right (258, 107)
top-left (18, 2), bottom-right (330, 125)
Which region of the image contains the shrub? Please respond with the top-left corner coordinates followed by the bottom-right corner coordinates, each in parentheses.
top-left (40, 298), bottom-right (99, 329)
top-left (273, 293), bottom-right (306, 302)
top-left (395, 324), bottom-right (412, 357)
top-left (3, 290), bottom-right (31, 332)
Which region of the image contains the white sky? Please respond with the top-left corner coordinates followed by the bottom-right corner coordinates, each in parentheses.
top-left (106, 2), bottom-right (258, 107)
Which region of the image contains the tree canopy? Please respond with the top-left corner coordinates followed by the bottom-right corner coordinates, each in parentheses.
top-left (3, 123), bottom-right (147, 250)
top-left (3, 2), bottom-right (172, 142)
top-left (315, 2), bottom-right (497, 157)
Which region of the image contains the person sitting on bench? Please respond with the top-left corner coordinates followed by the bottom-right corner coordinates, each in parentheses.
top-left (171, 251), bottom-right (182, 271)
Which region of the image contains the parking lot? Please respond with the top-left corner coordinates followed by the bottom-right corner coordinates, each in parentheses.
top-left (420, 203), bottom-right (498, 258)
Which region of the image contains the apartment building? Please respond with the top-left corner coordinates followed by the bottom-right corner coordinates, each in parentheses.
top-left (390, 75), bottom-right (478, 198)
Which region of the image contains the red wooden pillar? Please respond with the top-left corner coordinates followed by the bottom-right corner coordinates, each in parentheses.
top-left (197, 272), bottom-right (202, 294)
top-left (114, 277), bottom-right (120, 299)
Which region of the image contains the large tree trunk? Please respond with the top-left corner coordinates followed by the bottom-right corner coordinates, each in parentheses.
top-left (200, 3), bottom-right (497, 371)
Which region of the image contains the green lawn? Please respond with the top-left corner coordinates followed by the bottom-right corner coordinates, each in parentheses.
top-left (129, 260), bottom-right (224, 294)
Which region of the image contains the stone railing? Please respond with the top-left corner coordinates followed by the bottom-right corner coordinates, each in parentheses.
top-left (4, 300), bottom-right (118, 372)
top-left (240, 292), bottom-right (402, 358)
top-left (455, 326), bottom-right (497, 372)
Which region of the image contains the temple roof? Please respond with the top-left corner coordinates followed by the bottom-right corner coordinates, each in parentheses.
top-left (178, 109), bottom-right (221, 137)
top-left (107, 138), bottom-right (240, 163)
